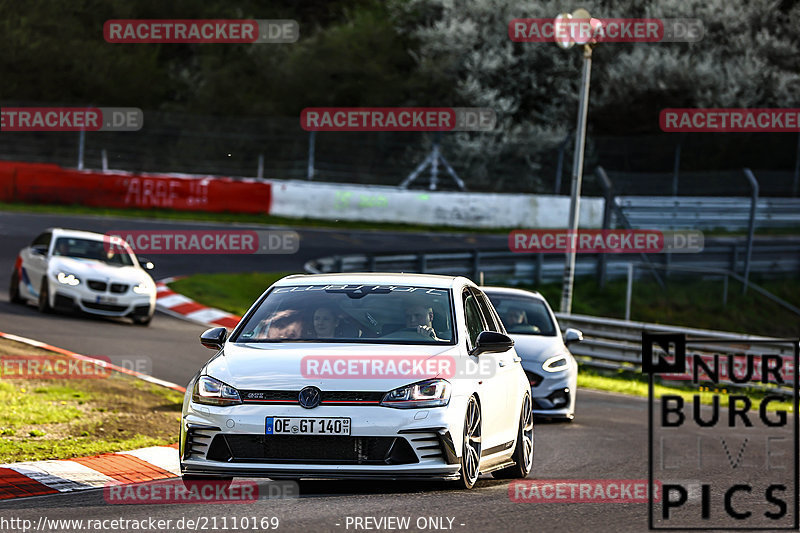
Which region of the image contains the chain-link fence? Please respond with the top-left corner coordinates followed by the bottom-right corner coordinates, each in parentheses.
top-left (1, 104), bottom-right (798, 196)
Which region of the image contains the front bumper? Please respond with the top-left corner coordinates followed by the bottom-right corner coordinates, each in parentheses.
top-left (527, 368), bottom-right (577, 419)
top-left (53, 285), bottom-right (154, 318)
top-left (180, 402), bottom-right (463, 480)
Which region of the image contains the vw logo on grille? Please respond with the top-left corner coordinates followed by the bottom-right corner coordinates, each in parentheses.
top-left (298, 386), bottom-right (321, 409)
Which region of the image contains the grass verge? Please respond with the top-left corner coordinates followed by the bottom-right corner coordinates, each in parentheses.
top-left (577, 366), bottom-right (792, 413)
top-left (0, 337), bottom-right (183, 463)
top-left (169, 271), bottom-right (297, 316)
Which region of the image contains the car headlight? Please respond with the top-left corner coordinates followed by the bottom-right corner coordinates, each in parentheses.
top-left (381, 379), bottom-right (451, 409)
top-left (542, 354), bottom-right (569, 373)
top-left (56, 272), bottom-right (80, 286)
top-left (132, 282), bottom-right (151, 294)
top-left (192, 376), bottom-right (242, 406)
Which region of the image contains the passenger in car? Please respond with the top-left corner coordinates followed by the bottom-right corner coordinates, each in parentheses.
top-left (312, 306), bottom-right (340, 338)
top-left (264, 309), bottom-right (305, 340)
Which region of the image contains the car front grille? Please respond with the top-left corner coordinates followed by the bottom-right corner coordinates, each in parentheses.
top-left (87, 280), bottom-right (107, 292)
top-left (109, 283), bottom-right (128, 294)
top-left (82, 300), bottom-right (128, 312)
top-left (239, 390), bottom-right (384, 405)
top-left (206, 434), bottom-right (418, 465)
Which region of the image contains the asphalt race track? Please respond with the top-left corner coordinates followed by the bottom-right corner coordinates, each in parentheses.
top-left (0, 211), bottom-right (794, 532)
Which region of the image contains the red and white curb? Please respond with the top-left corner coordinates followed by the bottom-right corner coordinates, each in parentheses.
top-left (156, 277), bottom-right (241, 329)
top-left (0, 332), bottom-right (185, 500)
top-left (0, 446), bottom-right (181, 499)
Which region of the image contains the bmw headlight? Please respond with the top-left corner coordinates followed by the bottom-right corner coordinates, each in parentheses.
top-left (542, 354), bottom-right (569, 373)
top-left (132, 281), bottom-right (151, 294)
top-left (381, 379), bottom-right (451, 409)
top-left (56, 272), bottom-right (80, 286)
top-left (192, 376), bottom-right (242, 406)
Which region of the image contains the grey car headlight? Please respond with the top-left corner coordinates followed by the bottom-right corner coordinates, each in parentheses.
top-left (542, 354), bottom-right (569, 373)
top-left (56, 272), bottom-right (81, 286)
top-left (192, 376), bottom-right (242, 406)
top-left (381, 379), bottom-right (451, 409)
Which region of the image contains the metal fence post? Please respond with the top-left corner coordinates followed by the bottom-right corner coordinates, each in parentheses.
top-left (77, 130), bottom-right (85, 170)
top-left (307, 131), bottom-right (316, 180)
top-left (742, 168), bottom-right (759, 294)
top-left (625, 263), bottom-right (634, 321)
top-left (101, 149), bottom-right (108, 171)
top-left (257, 154), bottom-right (264, 179)
top-left (367, 254), bottom-right (376, 272)
top-left (793, 132), bottom-right (800, 197)
top-left (596, 166), bottom-right (613, 288)
top-left (418, 253), bottom-right (427, 273)
top-left (535, 253), bottom-right (543, 286)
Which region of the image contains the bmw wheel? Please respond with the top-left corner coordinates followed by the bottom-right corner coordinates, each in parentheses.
top-left (458, 396), bottom-right (482, 489)
top-left (37, 280), bottom-right (52, 313)
top-left (9, 270), bottom-right (23, 304)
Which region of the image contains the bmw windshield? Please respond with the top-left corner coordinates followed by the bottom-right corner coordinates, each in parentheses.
top-left (52, 237), bottom-right (135, 267)
top-left (234, 284), bottom-right (455, 344)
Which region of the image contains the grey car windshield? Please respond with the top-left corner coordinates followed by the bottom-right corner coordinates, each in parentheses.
top-left (486, 294), bottom-right (557, 336)
top-left (234, 284), bottom-right (455, 344)
top-left (53, 237), bottom-right (135, 267)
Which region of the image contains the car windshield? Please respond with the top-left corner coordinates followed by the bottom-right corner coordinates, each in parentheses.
top-left (234, 284), bottom-right (455, 344)
top-left (52, 237), bottom-right (135, 267)
top-left (485, 293), bottom-right (557, 336)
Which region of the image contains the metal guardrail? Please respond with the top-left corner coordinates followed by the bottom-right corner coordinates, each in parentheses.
top-left (616, 196), bottom-right (800, 230)
top-left (556, 313), bottom-right (798, 396)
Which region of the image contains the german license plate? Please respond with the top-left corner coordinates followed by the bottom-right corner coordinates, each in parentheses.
top-left (96, 295), bottom-right (117, 304)
top-left (266, 417), bottom-right (351, 436)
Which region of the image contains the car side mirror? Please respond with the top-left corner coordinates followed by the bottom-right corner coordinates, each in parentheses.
top-left (200, 327), bottom-right (227, 350)
top-left (138, 256), bottom-right (155, 270)
top-left (31, 245), bottom-right (47, 255)
top-left (472, 331), bottom-right (514, 356)
top-left (563, 328), bottom-right (583, 346)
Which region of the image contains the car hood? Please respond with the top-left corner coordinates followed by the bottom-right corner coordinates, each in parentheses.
top-left (205, 342), bottom-right (462, 392)
top-left (49, 257), bottom-right (149, 284)
top-left (507, 334), bottom-right (567, 363)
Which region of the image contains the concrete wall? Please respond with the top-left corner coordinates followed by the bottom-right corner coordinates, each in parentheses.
top-left (269, 180), bottom-right (605, 229)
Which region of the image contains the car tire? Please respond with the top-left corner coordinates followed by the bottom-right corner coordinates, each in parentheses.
top-left (37, 280), bottom-right (52, 313)
top-left (491, 394), bottom-right (534, 479)
top-left (181, 475), bottom-right (233, 490)
top-left (456, 395), bottom-right (482, 489)
top-left (132, 314), bottom-right (153, 326)
top-left (9, 270), bottom-right (23, 304)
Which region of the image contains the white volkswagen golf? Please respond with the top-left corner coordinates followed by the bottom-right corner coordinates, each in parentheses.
top-left (181, 273), bottom-right (533, 489)
top-left (9, 228), bottom-right (157, 325)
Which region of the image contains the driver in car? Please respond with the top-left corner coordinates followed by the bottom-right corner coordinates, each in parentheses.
top-left (404, 304), bottom-right (442, 341)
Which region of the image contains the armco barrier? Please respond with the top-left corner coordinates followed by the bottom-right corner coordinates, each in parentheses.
top-left (0, 161), bottom-right (272, 214)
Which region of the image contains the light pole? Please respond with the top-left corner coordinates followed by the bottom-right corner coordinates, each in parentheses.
top-left (557, 10), bottom-right (602, 314)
